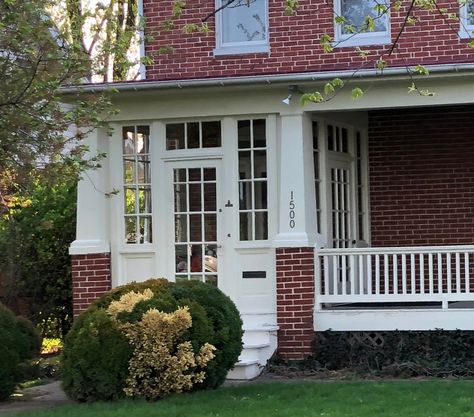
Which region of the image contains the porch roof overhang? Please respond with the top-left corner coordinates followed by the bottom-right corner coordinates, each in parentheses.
top-left (60, 62), bottom-right (474, 95)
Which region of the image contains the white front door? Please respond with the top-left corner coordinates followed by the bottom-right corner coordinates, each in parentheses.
top-left (167, 159), bottom-right (223, 286)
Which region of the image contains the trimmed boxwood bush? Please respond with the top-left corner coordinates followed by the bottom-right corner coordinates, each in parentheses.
top-left (0, 303), bottom-right (41, 401)
top-left (62, 279), bottom-right (243, 402)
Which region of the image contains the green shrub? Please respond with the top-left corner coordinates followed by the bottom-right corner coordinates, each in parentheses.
top-left (61, 309), bottom-right (133, 402)
top-left (0, 303), bottom-right (41, 401)
top-left (62, 279), bottom-right (243, 401)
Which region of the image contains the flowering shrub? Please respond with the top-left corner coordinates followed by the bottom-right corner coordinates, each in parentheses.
top-left (62, 279), bottom-right (243, 402)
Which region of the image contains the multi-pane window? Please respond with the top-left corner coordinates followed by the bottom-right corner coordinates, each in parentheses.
top-left (355, 131), bottom-right (366, 241)
top-left (173, 167), bottom-right (218, 285)
top-left (460, 0), bottom-right (474, 38)
top-left (215, 0), bottom-right (269, 55)
top-left (334, 0), bottom-right (390, 46)
top-left (166, 121), bottom-right (221, 150)
top-left (312, 121), bottom-right (322, 233)
top-left (123, 126), bottom-right (152, 244)
top-left (327, 124), bottom-right (349, 153)
top-left (238, 119), bottom-right (268, 241)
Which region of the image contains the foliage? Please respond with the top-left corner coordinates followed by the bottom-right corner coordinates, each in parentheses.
top-left (0, 178), bottom-right (77, 338)
top-left (7, 381), bottom-right (474, 417)
top-left (41, 338), bottom-right (63, 355)
top-left (0, 303), bottom-right (41, 401)
top-left (62, 279), bottom-right (243, 402)
top-left (119, 306), bottom-right (215, 399)
top-left (312, 330), bottom-right (474, 377)
top-left (61, 309), bottom-right (133, 402)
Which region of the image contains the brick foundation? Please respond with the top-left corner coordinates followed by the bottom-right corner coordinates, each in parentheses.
top-left (276, 247), bottom-right (315, 360)
top-left (71, 253), bottom-right (112, 316)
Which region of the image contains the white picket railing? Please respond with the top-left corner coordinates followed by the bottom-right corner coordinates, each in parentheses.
top-left (315, 245), bottom-right (474, 310)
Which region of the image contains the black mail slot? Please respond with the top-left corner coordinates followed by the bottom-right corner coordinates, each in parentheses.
top-left (242, 271), bottom-right (266, 279)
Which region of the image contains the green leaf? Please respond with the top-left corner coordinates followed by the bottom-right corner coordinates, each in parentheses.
top-left (301, 92), bottom-right (324, 104)
top-left (351, 88), bottom-right (364, 100)
top-left (324, 82), bottom-right (335, 95)
top-left (414, 65), bottom-right (429, 75)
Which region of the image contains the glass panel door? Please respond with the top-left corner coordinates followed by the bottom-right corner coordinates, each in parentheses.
top-left (170, 161), bottom-right (221, 285)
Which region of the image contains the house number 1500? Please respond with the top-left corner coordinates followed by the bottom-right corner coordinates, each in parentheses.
top-left (289, 191), bottom-right (295, 229)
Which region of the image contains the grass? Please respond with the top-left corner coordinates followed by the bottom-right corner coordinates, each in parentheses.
top-left (7, 380), bottom-right (474, 417)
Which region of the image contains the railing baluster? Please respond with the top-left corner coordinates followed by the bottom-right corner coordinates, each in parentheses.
top-left (437, 253), bottom-right (443, 294)
top-left (332, 255), bottom-right (338, 295)
top-left (411, 253), bottom-right (416, 294)
top-left (323, 255), bottom-right (329, 296)
top-left (375, 255), bottom-right (380, 295)
top-left (428, 253), bottom-right (434, 294)
top-left (350, 255), bottom-right (355, 295)
top-left (384, 254), bottom-right (389, 294)
top-left (359, 254), bottom-right (364, 295)
top-left (341, 255), bottom-right (347, 296)
top-left (419, 253), bottom-right (424, 294)
top-left (402, 254), bottom-right (407, 295)
top-left (447, 253), bottom-right (452, 294)
top-left (466, 253), bottom-right (470, 293)
top-left (367, 255), bottom-right (372, 295)
top-left (456, 252), bottom-right (461, 293)
top-left (393, 254), bottom-right (398, 295)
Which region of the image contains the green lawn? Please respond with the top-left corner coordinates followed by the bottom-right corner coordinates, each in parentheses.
top-left (9, 380), bottom-right (474, 417)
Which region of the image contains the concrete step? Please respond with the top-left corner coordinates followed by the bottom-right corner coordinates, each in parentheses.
top-left (227, 360), bottom-right (261, 380)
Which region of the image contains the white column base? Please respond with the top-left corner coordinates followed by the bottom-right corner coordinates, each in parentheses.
top-left (273, 232), bottom-right (311, 248)
top-left (69, 239), bottom-right (110, 255)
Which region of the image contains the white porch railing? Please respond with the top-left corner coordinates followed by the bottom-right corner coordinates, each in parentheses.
top-left (315, 245), bottom-right (474, 310)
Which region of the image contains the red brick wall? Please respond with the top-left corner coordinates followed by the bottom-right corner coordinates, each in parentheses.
top-left (276, 247), bottom-right (315, 360)
top-left (71, 253), bottom-right (112, 316)
top-left (143, 0), bottom-right (474, 81)
top-left (369, 105), bottom-right (474, 247)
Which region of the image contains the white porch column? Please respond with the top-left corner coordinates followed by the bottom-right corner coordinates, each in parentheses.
top-left (274, 113), bottom-right (317, 247)
top-left (69, 128), bottom-right (111, 255)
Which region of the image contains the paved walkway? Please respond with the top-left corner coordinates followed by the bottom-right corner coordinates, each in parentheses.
top-left (0, 381), bottom-right (72, 416)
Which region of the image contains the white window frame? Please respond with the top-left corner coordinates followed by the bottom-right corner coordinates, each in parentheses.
top-left (213, 0), bottom-right (269, 56)
top-left (333, 0), bottom-right (391, 47)
top-left (459, 0), bottom-right (474, 38)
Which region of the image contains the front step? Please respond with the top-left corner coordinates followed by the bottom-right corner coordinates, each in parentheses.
top-left (227, 325), bottom-right (278, 380)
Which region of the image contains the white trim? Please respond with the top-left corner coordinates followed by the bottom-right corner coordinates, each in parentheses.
top-left (213, 44), bottom-right (269, 56)
top-left (315, 309), bottom-right (474, 331)
top-left (214, 0), bottom-right (269, 56)
top-left (69, 239), bottom-right (110, 255)
top-left (137, 0), bottom-right (146, 79)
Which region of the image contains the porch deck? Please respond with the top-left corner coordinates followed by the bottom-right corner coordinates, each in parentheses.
top-left (314, 245), bottom-right (474, 331)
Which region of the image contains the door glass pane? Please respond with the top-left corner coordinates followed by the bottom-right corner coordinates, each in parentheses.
top-left (255, 212), bottom-right (268, 240)
top-left (204, 214), bottom-right (217, 241)
top-left (189, 184), bottom-right (202, 211)
top-left (174, 215), bottom-right (187, 242)
top-left (189, 214), bottom-right (202, 242)
top-left (204, 183), bottom-right (216, 211)
top-left (173, 167), bottom-right (218, 284)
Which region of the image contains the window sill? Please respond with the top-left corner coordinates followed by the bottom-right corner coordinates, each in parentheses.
top-left (333, 34), bottom-right (391, 48)
top-left (213, 44), bottom-right (270, 56)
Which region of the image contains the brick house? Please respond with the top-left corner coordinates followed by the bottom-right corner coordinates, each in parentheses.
top-left (69, 0), bottom-right (474, 378)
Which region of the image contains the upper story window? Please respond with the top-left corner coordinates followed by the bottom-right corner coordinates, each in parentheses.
top-left (459, 0), bottom-right (474, 38)
top-left (214, 0), bottom-right (269, 56)
top-left (334, 0), bottom-right (391, 47)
